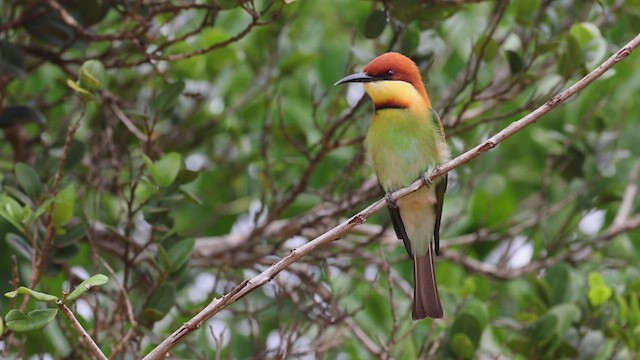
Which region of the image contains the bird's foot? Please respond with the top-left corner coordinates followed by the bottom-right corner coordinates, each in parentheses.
top-left (385, 192), bottom-right (398, 208)
top-left (421, 172), bottom-right (433, 189)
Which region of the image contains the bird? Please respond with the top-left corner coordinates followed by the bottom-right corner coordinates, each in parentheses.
top-left (335, 52), bottom-right (449, 319)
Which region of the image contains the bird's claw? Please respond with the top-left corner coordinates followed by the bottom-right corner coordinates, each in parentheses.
top-left (385, 192), bottom-right (398, 208)
top-left (421, 172), bottom-right (433, 188)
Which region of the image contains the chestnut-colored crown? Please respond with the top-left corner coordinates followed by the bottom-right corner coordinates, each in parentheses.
top-left (363, 52), bottom-right (429, 105)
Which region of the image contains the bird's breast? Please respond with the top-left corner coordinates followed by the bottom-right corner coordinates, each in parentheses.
top-left (364, 108), bottom-right (442, 192)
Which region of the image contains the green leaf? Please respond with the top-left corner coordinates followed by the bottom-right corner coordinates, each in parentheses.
top-left (630, 293), bottom-right (640, 326)
top-left (55, 223), bottom-right (85, 247)
top-left (156, 244), bottom-right (171, 270)
top-left (168, 238), bottom-right (195, 272)
top-left (142, 153), bottom-right (159, 182)
top-left (142, 284), bottom-right (175, 321)
top-left (53, 185), bottom-right (76, 228)
top-left (557, 34), bottom-right (583, 79)
top-left (473, 35), bottom-right (498, 62)
top-left (5, 308), bottom-right (58, 332)
top-left (569, 22), bottom-right (606, 68)
top-left (450, 313), bottom-right (483, 347)
top-left (66, 79), bottom-right (93, 100)
top-left (460, 299), bottom-right (489, 329)
top-left (505, 50), bottom-right (524, 75)
top-left (469, 174), bottom-right (516, 228)
top-left (514, 0), bottom-right (540, 25)
top-left (530, 313), bottom-right (558, 347)
top-left (0, 194), bottom-right (26, 232)
top-left (4, 286), bottom-right (59, 302)
top-left (151, 81), bottom-right (185, 113)
top-left (450, 333), bottom-right (475, 360)
top-left (549, 303), bottom-right (580, 333)
top-left (588, 272), bottom-right (612, 306)
top-left (363, 9), bottom-right (386, 39)
top-left (50, 243), bottom-right (80, 263)
top-left (72, 0), bottom-right (110, 26)
top-left (616, 295), bottom-right (629, 324)
top-left (0, 105), bottom-right (46, 128)
top-left (545, 264), bottom-right (570, 305)
top-left (146, 153), bottom-right (182, 187)
top-left (177, 169), bottom-right (199, 184)
top-left (78, 59), bottom-right (106, 91)
top-left (64, 139), bottom-right (87, 172)
top-left (24, 13), bottom-right (75, 48)
top-left (5, 309), bottom-right (26, 322)
top-left (66, 274), bottom-right (109, 302)
top-left (400, 26), bottom-right (420, 54)
top-left (5, 233), bottom-right (32, 260)
top-left (0, 40), bottom-right (27, 78)
top-left (14, 163), bottom-right (42, 199)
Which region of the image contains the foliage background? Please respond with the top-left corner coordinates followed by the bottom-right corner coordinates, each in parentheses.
top-left (1, 0), bottom-right (640, 358)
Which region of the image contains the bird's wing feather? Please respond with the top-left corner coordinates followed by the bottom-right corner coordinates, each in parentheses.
top-left (433, 173), bottom-right (447, 256)
top-left (429, 108), bottom-right (447, 256)
top-left (381, 184), bottom-right (413, 256)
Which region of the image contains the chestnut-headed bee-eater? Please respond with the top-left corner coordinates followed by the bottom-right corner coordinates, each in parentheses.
top-left (335, 52), bottom-right (449, 319)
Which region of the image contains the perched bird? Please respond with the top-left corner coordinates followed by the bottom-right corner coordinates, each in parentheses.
top-left (335, 52), bottom-right (449, 319)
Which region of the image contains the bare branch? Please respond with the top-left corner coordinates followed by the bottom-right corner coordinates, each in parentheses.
top-left (57, 300), bottom-right (108, 360)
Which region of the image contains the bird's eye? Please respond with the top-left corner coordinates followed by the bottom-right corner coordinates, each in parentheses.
top-left (386, 69), bottom-right (395, 78)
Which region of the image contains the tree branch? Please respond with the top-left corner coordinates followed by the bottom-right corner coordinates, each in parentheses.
top-left (57, 300), bottom-right (108, 360)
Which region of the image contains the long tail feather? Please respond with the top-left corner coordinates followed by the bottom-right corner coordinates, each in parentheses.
top-left (412, 242), bottom-right (443, 319)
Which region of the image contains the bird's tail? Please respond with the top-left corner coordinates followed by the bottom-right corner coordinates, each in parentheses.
top-left (412, 242), bottom-right (443, 319)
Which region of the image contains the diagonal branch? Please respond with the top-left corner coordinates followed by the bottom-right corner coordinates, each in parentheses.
top-left (142, 31), bottom-right (640, 360)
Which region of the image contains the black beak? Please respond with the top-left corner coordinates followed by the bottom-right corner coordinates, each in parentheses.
top-left (334, 72), bottom-right (378, 86)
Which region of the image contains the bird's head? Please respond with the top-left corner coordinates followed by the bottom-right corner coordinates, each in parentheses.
top-left (335, 52), bottom-right (431, 109)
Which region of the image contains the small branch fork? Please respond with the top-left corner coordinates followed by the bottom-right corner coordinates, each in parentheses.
top-left (57, 300), bottom-right (108, 360)
top-left (142, 32), bottom-right (640, 360)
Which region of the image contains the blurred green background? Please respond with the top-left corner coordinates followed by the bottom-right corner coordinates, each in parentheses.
top-left (1, 0), bottom-right (640, 358)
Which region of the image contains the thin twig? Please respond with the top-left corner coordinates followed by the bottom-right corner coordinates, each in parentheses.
top-left (24, 105), bottom-right (86, 309)
top-left (100, 258), bottom-right (138, 359)
top-left (57, 300), bottom-right (108, 360)
top-left (613, 160), bottom-right (640, 227)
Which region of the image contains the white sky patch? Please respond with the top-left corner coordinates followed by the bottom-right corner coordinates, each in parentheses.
top-left (364, 264), bottom-right (378, 282)
top-left (283, 236), bottom-right (307, 250)
top-left (208, 96), bottom-right (225, 114)
top-left (486, 236), bottom-right (533, 268)
top-left (70, 266), bottom-right (90, 281)
top-left (266, 330), bottom-right (281, 352)
top-left (579, 209), bottom-right (605, 235)
top-left (280, 270), bottom-right (301, 289)
top-left (185, 152), bottom-right (209, 171)
top-left (75, 299), bottom-right (94, 321)
top-left (235, 318), bottom-right (258, 336)
top-left (30, 355), bottom-right (53, 360)
top-left (188, 272), bottom-right (216, 304)
top-left (292, 336), bottom-right (313, 360)
top-left (152, 308), bottom-right (177, 334)
top-left (261, 282), bottom-right (277, 299)
top-left (132, 214), bottom-right (152, 245)
top-left (231, 200), bottom-right (268, 235)
top-left (346, 83), bottom-right (364, 107)
top-left (450, 137), bottom-right (465, 153)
